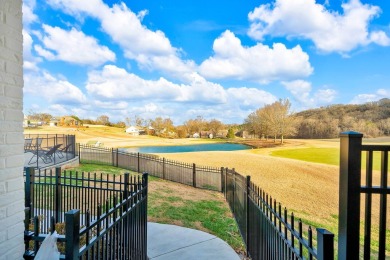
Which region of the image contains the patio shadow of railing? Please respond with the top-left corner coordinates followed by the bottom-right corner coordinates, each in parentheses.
top-left (24, 134), bottom-right (77, 169)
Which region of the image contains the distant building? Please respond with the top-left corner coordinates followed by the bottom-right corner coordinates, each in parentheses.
top-left (236, 130), bottom-right (249, 138)
top-left (126, 126), bottom-right (140, 136)
top-left (193, 133), bottom-right (200, 138)
top-left (60, 116), bottom-right (82, 127)
top-left (49, 118), bottom-right (59, 126)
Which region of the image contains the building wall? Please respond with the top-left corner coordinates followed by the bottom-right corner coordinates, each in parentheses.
top-left (0, 0), bottom-right (24, 259)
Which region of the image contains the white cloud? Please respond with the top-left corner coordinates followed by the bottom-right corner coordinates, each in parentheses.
top-left (86, 65), bottom-right (227, 104)
top-left (84, 65), bottom-right (276, 123)
top-left (23, 30), bottom-right (42, 71)
top-left (199, 30), bottom-right (313, 83)
top-left (47, 0), bottom-right (195, 80)
top-left (23, 0), bottom-right (38, 27)
top-left (351, 89), bottom-right (390, 104)
top-left (248, 0), bottom-right (390, 53)
top-left (226, 87), bottom-right (277, 108)
top-left (35, 25), bottom-right (115, 65)
top-left (24, 71), bottom-right (87, 104)
top-left (282, 80), bottom-right (336, 108)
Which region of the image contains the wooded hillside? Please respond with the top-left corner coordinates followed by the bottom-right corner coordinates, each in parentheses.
top-left (294, 98), bottom-right (390, 138)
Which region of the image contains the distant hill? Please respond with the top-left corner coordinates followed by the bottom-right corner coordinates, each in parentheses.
top-left (294, 98), bottom-right (390, 138)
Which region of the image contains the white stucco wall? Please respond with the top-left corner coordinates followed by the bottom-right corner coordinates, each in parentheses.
top-left (0, 0), bottom-right (24, 259)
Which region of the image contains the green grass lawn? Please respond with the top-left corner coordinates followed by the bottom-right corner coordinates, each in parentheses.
top-left (271, 148), bottom-right (340, 165)
top-left (271, 147), bottom-right (385, 171)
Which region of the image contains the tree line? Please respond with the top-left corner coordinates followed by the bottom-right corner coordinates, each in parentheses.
top-left (243, 98), bottom-right (390, 140)
top-left (27, 98), bottom-right (390, 140)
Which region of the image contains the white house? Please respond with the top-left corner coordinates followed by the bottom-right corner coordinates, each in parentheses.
top-left (0, 1), bottom-right (25, 258)
top-left (126, 126), bottom-right (140, 136)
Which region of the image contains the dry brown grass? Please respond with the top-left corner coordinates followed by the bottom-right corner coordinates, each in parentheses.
top-left (160, 146), bottom-right (390, 251)
top-left (25, 125), bottom-right (216, 148)
top-left (162, 150), bottom-right (340, 226)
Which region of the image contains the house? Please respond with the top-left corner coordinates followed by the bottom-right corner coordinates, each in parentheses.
top-left (236, 130), bottom-right (249, 138)
top-left (59, 116), bottom-right (82, 127)
top-left (126, 126), bottom-right (140, 136)
top-left (49, 117), bottom-right (59, 126)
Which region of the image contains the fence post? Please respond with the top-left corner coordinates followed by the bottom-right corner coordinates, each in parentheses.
top-left (193, 163), bottom-right (196, 188)
top-left (65, 209), bottom-right (80, 260)
top-left (220, 167), bottom-right (224, 193)
top-left (25, 167), bottom-right (35, 220)
top-left (138, 152), bottom-right (140, 173)
top-left (78, 143), bottom-right (81, 163)
top-left (116, 148), bottom-right (119, 167)
top-left (112, 148), bottom-right (114, 166)
top-left (245, 175), bottom-right (251, 256)
top-left (224, 167), bottom-right (227, 198)
top-left (232, 168), bottom-right (235, 214)
top-left (317, 228), bottom-right (334, 260)
top-left (142, 172), bottom-right (149, 258)
top-left (338, 131), bottom-right (363, 260)
top-left (163, 158), bottom-right (166, 180)
top-left (55, 167), bottom-right (61, 223)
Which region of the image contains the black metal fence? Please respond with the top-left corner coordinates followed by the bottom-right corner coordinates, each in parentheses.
top-left (338, 131), bottom-right (390, 259)
top-left (79, 144), bottom-right (222, 191)
top-left (24, 134), bottom-right (77, 169)
top-left (23, 167), bottom-right (148, 259)
top-left (222, 168), bottom-right (334, 260)
top-left (78, 144), bottom-right (334, 259)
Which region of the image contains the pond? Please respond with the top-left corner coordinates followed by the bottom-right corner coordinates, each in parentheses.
top-left (122, 143), bottom-right (250, 154)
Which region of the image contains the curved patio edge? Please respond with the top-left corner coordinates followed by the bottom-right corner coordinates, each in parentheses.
top-left (24, 153), bottom-right (79, 170)
top-left (147, 222), bottom-right (240, 260)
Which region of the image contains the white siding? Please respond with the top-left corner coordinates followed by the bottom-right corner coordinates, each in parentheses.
top-left (0, 0), bottom-right (24, 259)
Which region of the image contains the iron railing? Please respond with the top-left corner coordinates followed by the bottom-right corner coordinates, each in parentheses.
top-left (338, 131), bottom-right (390, 259)
top-left (24, 134), bottom-right (76, 169)
top-left (222, 168), bottom-right (334, 260)
top-left (78, 144), bottom-right (334, 259)
top-left (79, 144), bottom-right (222, 191)
top-left (23, 167), bottom-right (148, 259)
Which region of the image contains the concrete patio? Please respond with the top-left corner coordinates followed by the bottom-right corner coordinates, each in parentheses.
top-left (24, 151), bottom-right (78, 169)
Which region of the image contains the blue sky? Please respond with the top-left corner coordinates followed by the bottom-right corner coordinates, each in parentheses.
top-left (23, 0), bottom-right (390, 124)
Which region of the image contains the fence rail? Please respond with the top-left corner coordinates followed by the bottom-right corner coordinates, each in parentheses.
top-left (24, 134), bottom-right (76, 169)
top-left (79, 144), bottom-right (222, 191)
top-left (222, 168), bottom-right (334, 260)
top-left (23, 167), bottom-right (148, 259)
top-left (78, 144), bottom-right (334, 259)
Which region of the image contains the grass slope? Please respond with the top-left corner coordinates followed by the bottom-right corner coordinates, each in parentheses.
top-left (67, 164), bottom-right (245, 253)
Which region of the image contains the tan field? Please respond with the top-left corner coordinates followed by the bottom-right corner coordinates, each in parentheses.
top-left (25, 126), bottom-right (389, 247)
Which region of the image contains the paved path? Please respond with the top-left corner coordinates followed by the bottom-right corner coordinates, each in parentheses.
top-left (148, 222), bottom-right (240, 260)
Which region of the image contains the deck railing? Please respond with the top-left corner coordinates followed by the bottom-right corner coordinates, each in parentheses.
top-left (24, 134), bottom-right (76, 169)
top-left (23, 167), bottom-right (148, 259)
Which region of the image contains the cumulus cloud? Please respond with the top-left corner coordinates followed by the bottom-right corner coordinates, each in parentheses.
top-left (86, 65), bottom-right (227, 104)
top-left (226, 87), bottom-right (277, 108)
top-left (24, 71), bottom-right (87, 104)
top-left (85, 65), bottom-right (276, 123)
top-left (34, 25), bottom-right (115, 66)
top-left (47, 0), bottom-right (195, 80)
top-left (351, 89), bottom-right (390, 104)
top-left (282, 80), bottom-right (336, 108)
top-left (23, 30), bottom-right (42, 71)
top-left (23, 0), bottom-right (38, 27)
top-left (199, 30), bottom-right (313, 83)
top-left (248, 0), bottom-right (390, 53)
